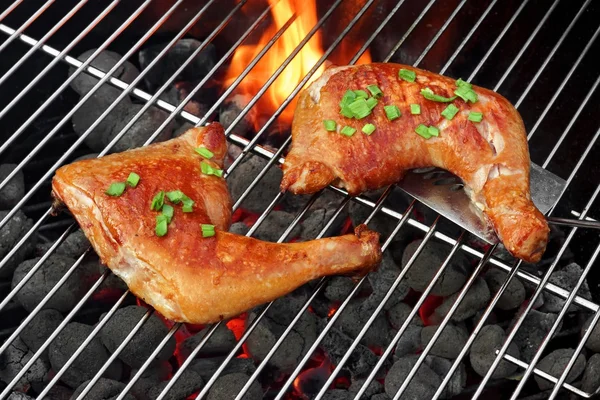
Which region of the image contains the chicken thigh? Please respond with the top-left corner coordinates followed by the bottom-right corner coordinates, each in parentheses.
top-left (51, 123), bottom-right (381, 324)
top-left (281, 63), bottom-right (549, 263)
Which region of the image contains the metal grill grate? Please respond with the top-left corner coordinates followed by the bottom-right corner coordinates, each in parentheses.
top-left (0, 1), bottom-right (599, 399)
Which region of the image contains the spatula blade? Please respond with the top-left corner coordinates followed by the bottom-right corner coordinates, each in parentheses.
top-left (396, 163), bottom-right (566, 244)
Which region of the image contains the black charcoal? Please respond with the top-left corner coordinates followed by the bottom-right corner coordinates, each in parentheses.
top-left (56, 230), bottom-right (90, 259)
top-left (0, 164), bottom-right (25, 209)
top-left (12, 254), bottom-right (88, 313)
top-left (253, 210), bottom-right (302, 242)
top-left (385, 355), bottom-right (441, 400)
top-left (321, 328), bottom-right (379, 378)
top-left (324, 277), bottom-right (356, 302)
top-left (580, 353), bottom-right (600, 393)
top-left (582, 315), bottom-right (600, 352)
top-left (69, 49), bottom-right (139, 97)
top-left (283, 189), bottom-right (342, 213)
top-left (227, 154), bottom-right (282, 214)
top-left (7, 393), bottom-right (33, 400)
top-left (470, 325), bottom-right (519, 379)
top-left (0, 210), bottom-right (35, 278)
top-left (73, 153), bottom-right (100, 162)
top-left (534, 348), bottom-right (585, 391)
top-left (267, 286), bottom-right (311, 325)
top-left (420, 324), bottom-right (468, 359)
top-left (207, 373), bottom-right (263, 400)
top-left (511, 309), bottom-right (560, 363)
top-left (348, 189), bottom-right (411, 238)
top-left (179, 324), bottom-right (236, 360)
top-left (19, 309), bottom-right (64, 362)
top-left (148, 369), bottom-right (204, 400)
top-left (433, 278), bottom-right (490, 322)
top-left (336, 301), bottom-right (393, 348)
top-left (425, 356), bottom-right (466, 399)
top-left (403, 239), bottom-right (470, 296)
top-left (541, 263), bottom-right (592, 313)
top-left (321, 389), bottom-right (352, 400)
top-left (46, 385), bottom-right (74, 400)
top-left (387, 302), bottom-right (423, 330)
top-left (371, 394), bottom-right (391, 400)
top-left (173, 122), bottom-right (195, 138)
top-left (348, 378), bottom-right (384, 398)
top-left (49, 322), bottom-right (122, 388)
top-left (365, 252), bottom-right (409, 312)
top-left (393, 325), bottom-right (423, 359)
top-left (299, 207), bottom-right (345, 241)
top-left (83, 255), bottom-right (128, 292)
top-left (0, 337), bottom-right (48, 392)
top-left (71, 378), bottom-right (136, 400)
top-left (100, 305), bottom-right (176, 368)
top-left (189, 357), bottom-right (256, 382)
top-left (484, 269), bottom-right (525, 311)
top-left (138, 39), bottom-right (216, 90)
top-left (229, 222), bottom-right (249, 236)
top-left (219, 94), bottom-right (258, 137)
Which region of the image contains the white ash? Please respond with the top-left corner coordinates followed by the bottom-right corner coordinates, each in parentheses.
top-left (484, 269), bottom-right (525, 311)
top-left (19, 309), bottom-right (63, 362)
top-left (534, 348), bottom-right (586, 391)
top-left (188, 357), bottom-right (256, 382)
top-left (11, 254), bottom-right (89, 313)
top-left (580, 353), bottom-right (600, 393)
top-left (420, 323), bottom-right (468, 359)
top-left (470, 324), bottom-right (519, 379)
top-left (510, 309), bottom-right (561, 363)
top-left (99, 305), bottom-right (176, 369)
top-left (0, 164), bottom-right (25, 209)
top-left (349, 378), bottom-right (384, 398)
top-left (385, 355), bottom-right (442, 400)
top-left (253, 210), bottom-right (302, 242)
top-left (71, 378), bottom-right (136, 400)
top-left (540, 263), bottom-right (592, 313)
top-left (393, 325), bottom-right (423, 359)
top-left (387, 302), bottom-right (423, 330)
top-left (324, 277), bottom-right (356, 302)
top-left (178, 324), bottom-right (236, 360)
top-left (207, 372), bottom-right (263, 400)
top-left (0, 337), bottom-right (48, 392)
top-left (226, 153), bottom-right (282, 214)
top-left (433, 278), bottom-right (491, 323)
top-left (402, 239), bottom-right (470, 297)
top-left (147, 369), bottom-right (204, 400)
top-left (48, 322), bottom-right (122, 388)
top-left (0, 210), bottom-right (35, 279)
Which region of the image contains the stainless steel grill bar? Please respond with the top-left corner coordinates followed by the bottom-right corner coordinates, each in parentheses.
top-left (0, 0), bottom-right (54, 55)
top-left (0, 1), bottom-right (23, 24)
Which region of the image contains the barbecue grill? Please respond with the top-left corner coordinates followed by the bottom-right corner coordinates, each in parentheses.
top-left (1, 0), bottom-right (599, 399)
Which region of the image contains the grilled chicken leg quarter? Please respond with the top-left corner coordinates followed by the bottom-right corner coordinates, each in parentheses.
top-left (51, 123), bottom-right (381, 324)
top-left (281, 63), bottom-right (549, 263)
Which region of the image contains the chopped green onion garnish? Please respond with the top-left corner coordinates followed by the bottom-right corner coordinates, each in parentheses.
top-left (201, 161), bottom-right (224, 177)
top-left (468, 111), bottom-right (483, 122)
top-left (340, 90), bottom-right (356, 106)
top-left (353, 90), bottom-right (368, 99)
top-left (156, 214), bottom-right (168, 237)
top-left (166, 190), bottom-right (184, 204)
top-left (162, 204), bottom-right (174, 223)
top-left (151, 191), bottom-right (165, 211)
top-left (441, 104), bottom-right (460, 120)
top-left (384, 105), bottom-right (401, 121)
top-left (201, 224), bottom-right (216, 238)
top-left (182, 197), bottom-right (194, 213)
top-left (126, 173), bottom-right (140, 188)
top-left (456, 78), bottom-right (472, 89)
top-left (340, 104), bottom-right (354, 118)
top-left (366, 97), bottom-right (378, 110)
top-left (421, 87), bottom-right (457, 103)
top-left (410, 104), bottom-right (421, 115)
top-left (340, 126), bottom-right (356, 137)
top-left (195, 146), bottom-right (214, 159)
top-left (362, 123), bottom-right (376, 135)
top-left (367, 85), bottom-right (383, 99)
top-left (428, 126), bottom-right (440, 137)
top-left (415, 124), bottom-right (432, 139)
top-left (348, 98), bottom-right (371, 119)
top-left (105, 182), bottom-right (126, 197)
top-left (399, 69), bottom-right (416, 83)
top-left (454, 85), bottom-right (478, 103)
top-left (323, 120), bottom-right (337, 131)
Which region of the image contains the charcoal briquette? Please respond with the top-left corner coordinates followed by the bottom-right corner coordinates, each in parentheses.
top-left (100, 305), bottom-right (176, 368)
top-left (387, 302), bottom-right (423, 330)
top-left (365, 252), bottom-right (409, 312)
top-left (510, 309), bottom-right (560, 363)
top-left (393, 325), bottom-right (423, 359)
top-left (0, 210), bottom-right (35, 279)
top-left (424, 355), bottom-right (466, 399)
top-left (371, 394), bottom-right (391, 400)
top-left (219, 94), bottom-right (257, 138)
top-left (483, 269), bottom-right (525, 311)
top-left (207, 373), bottom-right (263, 400)
top-left (299, 207), bottom-right (345, 241)
top-left (582, 315), bottom-right (600, 352)
top-left (7, 392), bottom-right (33, 400)
top-left (534, 348), bottom-right (585, 391)
top-left (470, 325), bottom-right (519, 379)
top-left (55, 230), bottom-right (90, 259)
top-left (228, 222), bottom-right (249, 236)
top-left (541, 263), bottom-right (592, 313)
top-left (321, 327), bottom-right (379, 378)
top-left (433, 278), bottom-right (490, 322)
top-left (324, 277), bottom-right (356, 302)
top-left (385, 355), bottom-right (442, 400)
top-left (173, 122), bottom-right (195, 138)
top-left (335, 302), bottom-right (393, 348)
top-left (403, 239), bottom-right (470, 297)
top-left (321, 389), bottom-right (352, 400)
top-left (189, 356), bottom-right (256, 382)
top-left (580, 353), bottom-right (600, 393)
top-left (0, 164), bottom-right (25, 210)
top-left (0, 337), bottom-right (48, 392)
top-left (49, 322), bottom-right (122, 388)
top-left (45, 385), bottom-right (74, 400)
top-left (178, 324), bottom-right (236, 360)
top-left (348, 378), bottom-right (384, 398)
top-left (12, 254), bottom-right (88, 313)
top-left (19, 309), bottom-right (64, 362)
top-left (148, 369), bottom-right (204, 400)
top-left (420, 324), bottom-right (468, 359)
top-left (71, 378), bottom-right (136, 400)
top-left (253, 210), bottom-right (302, 242)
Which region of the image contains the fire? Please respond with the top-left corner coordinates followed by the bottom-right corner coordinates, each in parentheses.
top-left (225, 0), bottom-right (371, 131)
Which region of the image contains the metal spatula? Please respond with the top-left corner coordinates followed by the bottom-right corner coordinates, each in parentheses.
top-left (396, 163), bottom-right (600, 244)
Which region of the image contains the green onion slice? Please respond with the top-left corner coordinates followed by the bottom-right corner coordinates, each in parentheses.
top-left (384, 105), bottom-right (401, 121)
top-left (367, 85), bottom-right (383, 99)
top-left (150, 191), bottom-right (165, 211)
top-left (201, 161), bottom-right (224, 177)
top-left (428, 126), bottom-right (440, 137)
top-left (106, 182), bottom-right (126, 197)
top-left (415, 124), bottom-right (432, 139)
top-left (341, 90), bottom-right (356, 105)
top-left (454, 85), bottom-right (478, 103)
top-left (195, 146), bottom-right (214, 159)
top-left (182, 197), bottom-right (194, 213)
top-left (201, 224), bottom-right (216, 238)
top-left (421, 87), bottom-right (457, 103)
top-left (348, 98), bottom-right (371, 119)
top-left (399, 69), bottom-right (416, 82)
top-left (410, 104), bottom-right (421, 115)
top-left (155, 214), bottom-right (168, 237)
top-left (362, 123), bottom-right (376, 135)
top-left (441, 104), bottom-right (460, 120)
top-left (126, 173), bottom-right (140, 188)
top-left (366, 97), bottom-right (378, 110)
top-left (340, 126), bottom-right (356, 137)
top-left (456, 78), bottom-right (472, 89)
top-left (162, 204), bottom-right (174, 223)
top-left (468, 111), bottom-right (483, 122)
top-left (166, 190), bottom-right (184, 204)
top-left (323, 120), bottom-right (337, 132)
top-left (353, 90), bottom-right (368, 99)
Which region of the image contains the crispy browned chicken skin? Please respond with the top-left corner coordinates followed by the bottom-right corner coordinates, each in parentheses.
top-left (281, 63), bottom-right (549, 263)
top-left (51, 123), bottom-right (381, 324)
